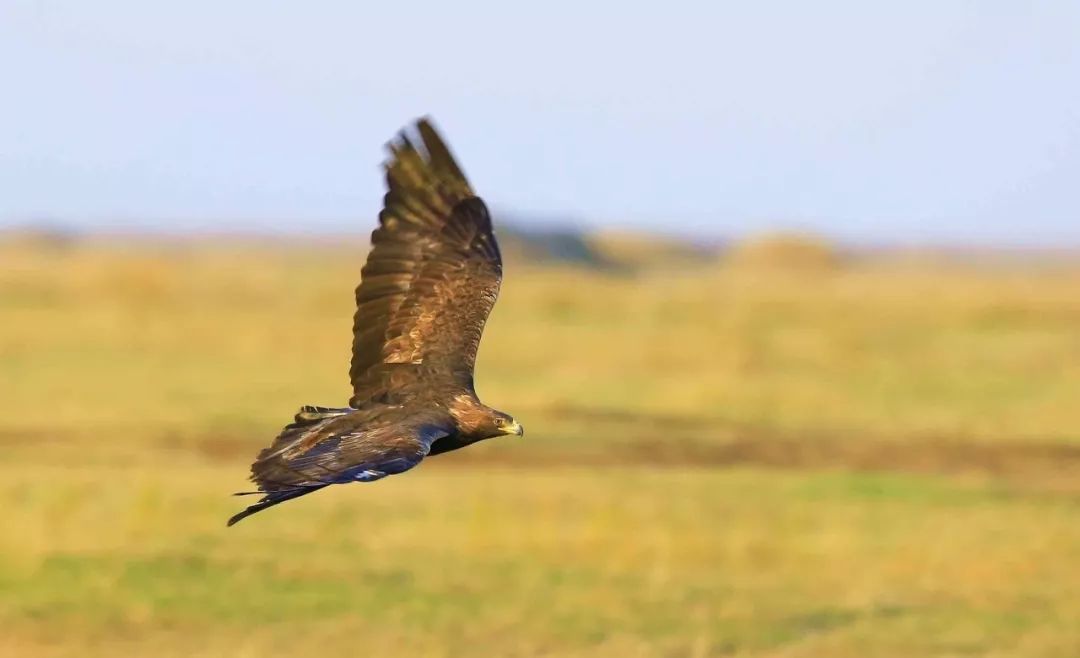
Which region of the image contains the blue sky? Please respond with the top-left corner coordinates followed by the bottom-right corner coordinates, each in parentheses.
top-left (1, 1), bottom-right (1078, 245)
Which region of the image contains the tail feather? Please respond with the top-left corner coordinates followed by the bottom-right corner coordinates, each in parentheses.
top-left (226, 485), bottom-right (327, 527)
top-left (227, 404), bottom-right (350, 527)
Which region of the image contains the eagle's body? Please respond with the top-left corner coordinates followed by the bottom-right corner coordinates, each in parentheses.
top-left (228, 119), bottom-right (522, 526)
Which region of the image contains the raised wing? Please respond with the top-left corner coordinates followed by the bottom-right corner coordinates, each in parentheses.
top-left (228, 408), bottom-right (451, 525)
top-left (348, 119), bottom-right (503, 406)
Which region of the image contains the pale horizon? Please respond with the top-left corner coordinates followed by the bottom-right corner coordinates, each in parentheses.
top-left (2, 2), bottom-right (1078, 247)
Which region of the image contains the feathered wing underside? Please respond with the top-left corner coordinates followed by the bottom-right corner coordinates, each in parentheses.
top-left (348, 119), bottom-right (503, 406)
top-left (227, 408), bottom-right (451, 526)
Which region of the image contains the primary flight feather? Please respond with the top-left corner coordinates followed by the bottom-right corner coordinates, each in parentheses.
top-left (228, 118), bottom-right (522, 526)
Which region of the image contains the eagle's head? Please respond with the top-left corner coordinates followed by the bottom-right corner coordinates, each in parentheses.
top-left (450, 397), bottom-right (524, 441)
top-left (491, 410), bottom-right (525, 438)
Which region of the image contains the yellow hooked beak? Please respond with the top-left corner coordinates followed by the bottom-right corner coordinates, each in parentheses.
top-left (502, 420), bottom-right (524, 437)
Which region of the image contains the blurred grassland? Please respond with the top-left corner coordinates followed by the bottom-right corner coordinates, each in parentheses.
top-left (1, 234), bottom-right (1079, 657)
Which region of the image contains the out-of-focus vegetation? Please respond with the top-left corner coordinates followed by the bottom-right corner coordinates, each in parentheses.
top-left (1, 231), bottom-right (1079, 657)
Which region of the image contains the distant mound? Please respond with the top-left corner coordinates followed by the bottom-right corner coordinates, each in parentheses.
top-left (499, 226), bottom-right (608, 268)
top-left (724, 232), bottom-right (842, 271)
top-left (0, 223), bottom-right (82, 252)
top-left (588, 230), bottom-right (718, 270)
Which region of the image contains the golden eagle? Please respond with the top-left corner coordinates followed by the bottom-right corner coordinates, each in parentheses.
top-left (228, 119), bottom-right (522, 526)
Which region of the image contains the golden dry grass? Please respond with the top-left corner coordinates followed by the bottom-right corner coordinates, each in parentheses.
top-left (1, 235), bottom-right (1079, 657)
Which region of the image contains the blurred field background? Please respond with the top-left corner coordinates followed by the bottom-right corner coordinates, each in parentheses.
top-left (2, 229), bottom-right (1079, 657)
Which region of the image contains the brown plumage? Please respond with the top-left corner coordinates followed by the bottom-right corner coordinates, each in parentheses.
top-left (228, 118), bottom-right (523, 526)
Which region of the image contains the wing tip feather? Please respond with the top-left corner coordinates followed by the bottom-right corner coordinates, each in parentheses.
top-left (383, 116), bottom-right (471, 191)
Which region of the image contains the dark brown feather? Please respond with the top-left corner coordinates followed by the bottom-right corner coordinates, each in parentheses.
top-left (248, 407), bottom-right (444, 489)
top-left (229, 405), bottom-right (453, 525)
top-left (348, 119), bottom-right (502, 406)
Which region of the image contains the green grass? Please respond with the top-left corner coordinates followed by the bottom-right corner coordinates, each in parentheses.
top-left (3, 463), bottom-right (1079, 657)
top-left (1, 236), bottom-right (1079, 656)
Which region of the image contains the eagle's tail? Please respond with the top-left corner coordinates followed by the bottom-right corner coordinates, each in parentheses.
top-left (226, 485), bottom-right (327, 526)
top-left (227, 404), bottom-right (351, 527)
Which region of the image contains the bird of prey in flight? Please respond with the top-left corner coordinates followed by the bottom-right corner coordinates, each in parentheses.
top-left (228, 118), bottom-right (523, 526)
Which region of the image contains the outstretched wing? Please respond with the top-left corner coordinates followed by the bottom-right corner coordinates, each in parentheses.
top-left (227, 409), bottom-right (451, 526)
top-left (349, 119), bottom-right (503, 406)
